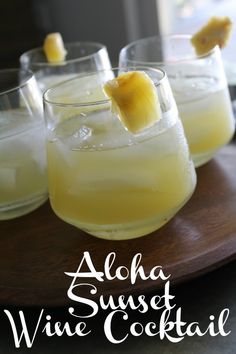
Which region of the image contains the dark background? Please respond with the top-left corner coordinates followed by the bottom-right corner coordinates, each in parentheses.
top-left (0, 0), bottom-right (129, 68)
top-left (0, 0), bottom-right (161, 68)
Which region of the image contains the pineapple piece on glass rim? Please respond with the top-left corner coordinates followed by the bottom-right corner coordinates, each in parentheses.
top-left (103, 70), bottom-right (162, 134)
top-left (43, 32), bottom-right (67, 63)
top-left (191, 16), bottom-right (233, 55)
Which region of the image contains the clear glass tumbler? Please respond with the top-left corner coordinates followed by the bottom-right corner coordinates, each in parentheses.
top-left (20, 41), bottom-right (111, 93)
top-left (43, 67), bottom-right (196, 240)
top-left (119, 35), bottom-right (235, 167)
top-left (0, 69), bottom-right (47, 220)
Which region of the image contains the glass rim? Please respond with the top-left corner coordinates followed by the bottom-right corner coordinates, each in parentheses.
top-left (43, 66), bottom-right (167, 108)
top-left (20, 41), bottom-right (108, 67)
top-left (120, 34), bottom-right (218, 65)
top-left (0, 68), bottom-right (34, 97)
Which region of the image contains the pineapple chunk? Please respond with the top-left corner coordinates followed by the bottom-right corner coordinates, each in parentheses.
top-left (43, 33), bottom-right (67, 63)
top-left (191, 16), bottom-right (233, 55)
top-left (103, 71), bottom-right (161, 133)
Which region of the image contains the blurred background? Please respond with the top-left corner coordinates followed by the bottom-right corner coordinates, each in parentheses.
top-left (0, 0), bottom-right (236, 67)
top-left (0, 0), bottom-right (160, 67)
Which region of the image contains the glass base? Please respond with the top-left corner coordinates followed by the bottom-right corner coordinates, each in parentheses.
top-left (0, 193), bottom-right (48, 220)
top-left (54, 189), bottom-right (196, 240)
top-left (60, 216), bottom-right (171, 240)
top-left (192, 149), bottom-right (218, 168)
top-left (192, 130), bottom-right (236, 168)
top-left (81, 217), bottom-right (170, 240)
top-left (192, 142), bottom-right (236, 167)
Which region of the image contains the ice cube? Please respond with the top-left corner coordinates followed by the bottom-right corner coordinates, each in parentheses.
top-left (72, 125), bottom-right (92, 140)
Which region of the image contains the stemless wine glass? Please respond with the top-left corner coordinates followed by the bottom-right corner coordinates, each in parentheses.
top-left (119, 35), bottom-right (235, 167)
top-left (43, 67), bottom-right (196, 240)
top-left (20, 41), bottom-right (112, 93)
top-left (0, 69), bottom-right (47, 220)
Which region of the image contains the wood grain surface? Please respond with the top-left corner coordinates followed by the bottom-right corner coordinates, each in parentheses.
top-left (0, 143), bottom-right (236, 306)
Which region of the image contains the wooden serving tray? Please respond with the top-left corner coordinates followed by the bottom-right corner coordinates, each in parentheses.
top-left (1, 143), bottom-right (236, 306)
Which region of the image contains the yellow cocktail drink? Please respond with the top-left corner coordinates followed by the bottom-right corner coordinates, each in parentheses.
top-left (47, 111), bottom-right (196, 239)
top-left (0, 69), bottom-right (48, 220)
top-left (0, 116), bottom-right (47, 219)
top-left (119, 36), bottom-right (235, 167)
top-left (173, 82), bottom-right (235, 167)
top-left (44, 68), bottom-right (196, 240)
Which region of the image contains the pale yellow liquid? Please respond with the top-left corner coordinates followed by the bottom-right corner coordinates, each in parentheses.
top-left (47, 110), bottom-right (196, 240)
top-left (0, 121), bottom-right (47, 219)
top-left (174, 83), bottom-right (235, 167)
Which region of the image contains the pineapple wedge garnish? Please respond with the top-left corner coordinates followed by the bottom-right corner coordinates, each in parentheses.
top-left (103, 71), bottom-right (161, 133)
top-left (43, 33), bottom-right (67, 63)
top-left (191, 16), bottom-right (233, 55)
